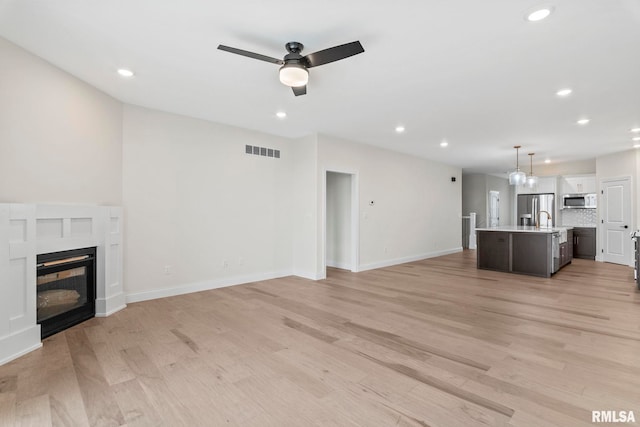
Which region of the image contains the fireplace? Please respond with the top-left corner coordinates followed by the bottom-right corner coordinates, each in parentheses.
top-left (36, 247), bottom-right (96, 338)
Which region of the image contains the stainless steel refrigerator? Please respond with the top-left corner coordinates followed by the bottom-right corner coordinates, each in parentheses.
top-left (517, 193), bottom-right (555, 227)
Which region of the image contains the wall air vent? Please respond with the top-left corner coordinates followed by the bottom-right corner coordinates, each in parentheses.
top-left (245, 145), bottom-right (280, 159)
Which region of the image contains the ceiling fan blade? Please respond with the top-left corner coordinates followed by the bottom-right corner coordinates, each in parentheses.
top-left (292, 85), bottom-right (307, 96)
top-left (217, 45), bottom-right (284, 65)
top-left (304, 41), bottom-right (364, 68)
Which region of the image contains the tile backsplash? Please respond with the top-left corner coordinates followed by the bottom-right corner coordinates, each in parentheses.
top-left (561, 208), bottom-right (597, 227)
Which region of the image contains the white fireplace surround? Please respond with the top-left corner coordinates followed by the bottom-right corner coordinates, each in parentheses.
top-left (0, 204), bottom-right (125, 365)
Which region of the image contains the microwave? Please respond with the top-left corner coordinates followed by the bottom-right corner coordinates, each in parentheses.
top-left (562, 193), bottom-right (597, 209)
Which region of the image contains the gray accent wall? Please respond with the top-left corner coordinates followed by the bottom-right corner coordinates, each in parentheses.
top-left (462, 174), bottom-right (513, 227)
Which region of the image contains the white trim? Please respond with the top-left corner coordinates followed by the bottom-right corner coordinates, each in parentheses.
top-left (292, 270), bottom-right (324, 281)
top-left (94, 304), bottom-right (127, 318)
top-left (350, 174), bottom-right (360, 272)
top-left (125, 270), bottom-right (293, 303)
top-left (95, 291), bottom-right (126, 317)
top-left (326, 260), bottom-right (352, 270)
top-left (322, 169), bottom-right (360, 277)
top-left (358, 247), bottom-right (463, 272)
top-left (0, 326), bottom-right (42, 366)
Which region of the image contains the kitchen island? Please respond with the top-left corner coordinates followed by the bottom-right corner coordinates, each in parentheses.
top-left (475, 226), bottom-right (573, 277)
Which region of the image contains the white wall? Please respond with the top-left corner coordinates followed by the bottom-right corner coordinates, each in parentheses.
top-left (290, 134), bottom-right (320, 279)
top-left (122, 105), bottom-right (293, 300)
top-left (326, 172), bottom-right (352, 269)
top-left (317, 135), bottom-right (462, 273)
top-left (0, 37), bottom-right (122, 205)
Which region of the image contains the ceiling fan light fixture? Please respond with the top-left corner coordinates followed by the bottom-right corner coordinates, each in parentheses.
top-left (218, 40), bottom-right (363, 96)
top-left (279, 64), bottom-right (308, 87)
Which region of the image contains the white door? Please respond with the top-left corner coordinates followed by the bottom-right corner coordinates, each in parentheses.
top-left (488, 191), bottom-right (500, 227)
top-left (601, 178), bottom-right (632, 265)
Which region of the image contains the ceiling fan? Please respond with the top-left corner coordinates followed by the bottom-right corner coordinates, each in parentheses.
top-left (217, 41), bottom-right (364, 96)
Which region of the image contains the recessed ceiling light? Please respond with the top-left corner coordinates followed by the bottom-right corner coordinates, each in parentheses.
top-left (634, 144), bottom-right (640, 149)
top-left (631, 128), bottom-right (640, 133)
top-left (526, 8), bottom-right (553, 22)
top-left (544, 159), bottom-right (551, 164)
top-left (440, 141), bottom-right (448, 147)
top-left (276, 111), bottom-right (287, 119)
top-left (117, 68), bottom-right (135, 78)
top-left (556, 88), bottom-right (572, 97)
top-left (395, 126), bottom-right (405, 133)
top-left (633, 137), bottom-right (640, 142)
top-left (577, 118), bottom-right (590, 125)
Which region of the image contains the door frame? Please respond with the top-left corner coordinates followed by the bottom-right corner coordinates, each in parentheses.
top-left (598, 176), bottom-right (633, 266)
top-left (321, 169), bottom-right (360, 278)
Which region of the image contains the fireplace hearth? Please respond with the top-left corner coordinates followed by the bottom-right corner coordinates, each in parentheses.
top-left (37, 247), bottom-right (96, 338)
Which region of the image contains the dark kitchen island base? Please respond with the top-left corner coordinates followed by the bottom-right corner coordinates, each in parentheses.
top-left (476, 226), bottom-right (572, 278)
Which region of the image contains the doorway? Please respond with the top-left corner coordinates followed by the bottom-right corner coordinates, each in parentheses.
top-left (488, 191), bottom-right (500, 227)
top-left (601, 177), bottom-right (632, 266)
top-left (324, 171), bottom-right (359, 276)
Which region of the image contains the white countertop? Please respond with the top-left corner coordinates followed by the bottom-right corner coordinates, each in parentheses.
top-left (475, 225), bottom-right (573, 233)
top-left (562, 224), bottom-right (596, 228)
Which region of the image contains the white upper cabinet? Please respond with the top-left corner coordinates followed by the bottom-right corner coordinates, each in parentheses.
top-left (517, 176), bottom-right (558, 194)
top-left (560, 175), bottom-right (597, 194)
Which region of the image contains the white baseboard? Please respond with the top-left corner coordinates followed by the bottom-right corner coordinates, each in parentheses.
top-left (95, 304), bottom-right (127, 318)
top-left (0, 325), bottom-right (42, 366)
top-left (326, 260), bottom-right (352, 270)
top-left (95, 292), bottom-right (127, 317)
top-left (292, 270), bottom-right (325, 281)
top-left (358, 247), bottom-right (463, 272)
top-left (125, 270), bottom-right (293, 304)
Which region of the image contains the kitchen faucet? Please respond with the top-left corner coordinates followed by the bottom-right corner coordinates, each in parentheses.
top-left (537, 210), bottom-right (552, 229)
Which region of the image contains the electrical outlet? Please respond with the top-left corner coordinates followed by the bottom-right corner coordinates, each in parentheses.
top-left (164, 265), bottom-right (172, 275)
top-left (238, 257), bottom-right (244, 266)
top-left (222, 260), bottom-right (229, 268)
top-left (384, 247), bottom-right (388, 254)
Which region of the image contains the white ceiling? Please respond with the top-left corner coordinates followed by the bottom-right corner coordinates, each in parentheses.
top-left (1, 0), bottom-right (639, 174)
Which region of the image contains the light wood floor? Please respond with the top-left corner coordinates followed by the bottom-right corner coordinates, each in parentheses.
top-left (2, 251), bottom-right (640, 426)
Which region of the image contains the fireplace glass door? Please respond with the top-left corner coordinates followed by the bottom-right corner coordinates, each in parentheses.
top-left (37, 247), bottom-right (96, 338)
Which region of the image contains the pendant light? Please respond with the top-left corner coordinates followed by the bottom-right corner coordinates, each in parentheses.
top-left (526, 153), bottom-right (539, 188)
top-left (508, 145), bottom-right (526, 186)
